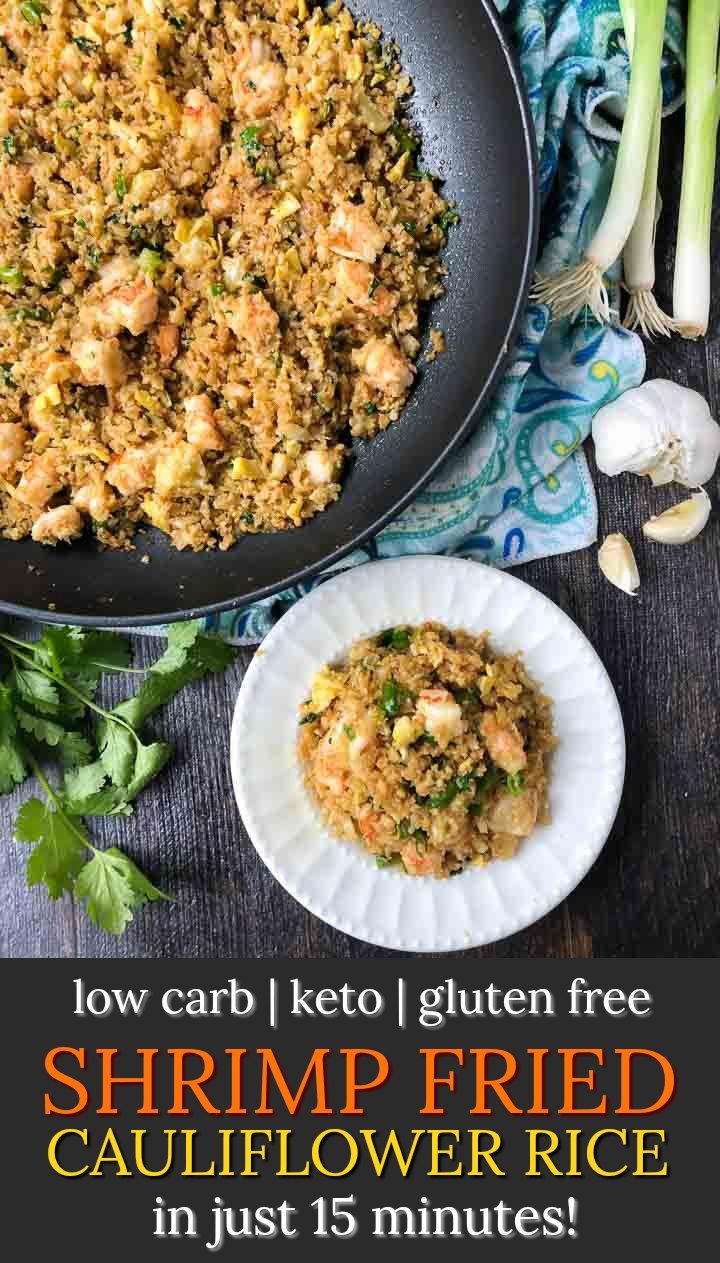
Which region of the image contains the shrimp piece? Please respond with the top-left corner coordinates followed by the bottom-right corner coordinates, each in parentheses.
top-left (70, 337), bottom-right (128, 389)
top-left (327, 202), bottom-right (387, 263)
top-left (72, 473), bottom-right (117, 522)
top-left (400, 841), bottom-right (442, 877)
top-left (356, 337), bottom-right (416, 396)
top-left (416, 688), bottom-right (463, 749)
top-left (335, 258), bottom-right (396, 316)
top-left (181, 89), bottom-right (222, 153)
top-left (353, 337), bottom-right (415, 397)
top-left (357, 806), bottom-right (390, 846)
top-left (59, 42), bottom-right (94, 100)
top-left (98, 278), bottom-right (159, 338)
top-left (106, 447), bottom-right (158, 496)
top-left (31, 505), bottom-right (83, 545)
top-left (232, 31), bottom-right (286, 118)
top-left (480, 713), bottom-right (527, 775)
top-left (488, 787), bottom-right (539, 838)
top-left (204, 180), bottom-right (234, 219)
top-left (98, 255), bottom-right (138, 294)
top-left (16, 453), bottom-right (62, 509)
top-left (9, 166), bottom-right (33, 203)
top-left (183, 394), bottom-right (226, 452)
top-left (313, 729), bottom-right (350, 797)
top-left (156, 323), bottom-right (180, 365)
top-left (224, 290), bottom-right (279, 351)
top-left (346, 715), bottom-right (377, 770)
top-left (0, 422), bottom-right (26, 474)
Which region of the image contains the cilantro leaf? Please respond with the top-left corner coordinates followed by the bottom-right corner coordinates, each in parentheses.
top-left (124, 740), bottom-right (172, 799)
top-left (98, 720), bottom-right (136, 786)
top-left (0, 683), bottom-right (26, 793)
top-left (63, 761), bottom-right (132, 816)
top-left (32, 625), bottom-right (131, 694)
top-left (75, 847), bottom-right (167, 935)
top-left (15, 798), bottom-right (88, 898)
top-left (114, 623), bottom-right (234, 728)
top-left (13, 666), bottom-right (60, 713)
top-left (14, 706), bottom-right (92, 766)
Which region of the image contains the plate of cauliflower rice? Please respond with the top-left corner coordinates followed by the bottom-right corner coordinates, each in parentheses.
top-left (231, 557), bottom-right (626, 951)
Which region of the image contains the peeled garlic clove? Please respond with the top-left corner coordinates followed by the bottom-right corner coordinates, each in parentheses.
top-left (598, 533), bottom-right (640, 595)
top-left (642, 489), bottom-right (711, 545)
top-left (592, 379), bottom-right (720, 488)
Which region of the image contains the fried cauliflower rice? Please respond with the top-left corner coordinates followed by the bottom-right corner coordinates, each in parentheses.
top-left (298, 623), bottom-right (556, 877)
top-left (0, 0), bottom-right (455, 551)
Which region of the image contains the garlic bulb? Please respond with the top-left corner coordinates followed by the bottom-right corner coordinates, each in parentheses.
top-left (592, 379), bottom-right (720, 488)
top-left (642, 490), bottom-right (712, 545)
top-left (598, 534), bottom-right (640, 595)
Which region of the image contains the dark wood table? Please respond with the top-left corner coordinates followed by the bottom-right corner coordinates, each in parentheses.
top-left (1, 119), bottom-right (718, 959)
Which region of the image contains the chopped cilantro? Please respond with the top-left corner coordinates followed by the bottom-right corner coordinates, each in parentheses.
top-left (392, 121), bottom-right (419, 154)
top-left (379, 627), bottom-right (411, 651)
top-left (72, 36), bottom-right (99, 54)
top-left (240, 124), bottom-right (263, 167)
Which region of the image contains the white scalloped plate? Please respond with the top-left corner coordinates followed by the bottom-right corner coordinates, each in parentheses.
top-left (230, 557), bottom-right (625, 952)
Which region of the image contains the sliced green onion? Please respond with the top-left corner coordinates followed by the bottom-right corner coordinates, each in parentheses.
top-left (137, 247), bottom-right (164, 278)
top-left (379, 677), bottom-right (414, 719)
top-left (438, 208), bottom-right (461, 233)
top-left (0, 362), bottom-right (15, 386)
top-left (3, 133), bottom-right (18, 157)
top-left (0, 265), bottom-right (25, 292)
top-left (505, 771), bottom-right (525, 796)
top-left (20, 0), bottom-right (45, 25)
top-left (114, 169), bottom-right (127, 201)
top-left (8, 305), bottom-right (50, 322)
top-left (673, 0), bottom-right (720, 338)
top-left (427, 782), bottom-right (459, 809)
top-left (533, 0), bottom-right (669, 323)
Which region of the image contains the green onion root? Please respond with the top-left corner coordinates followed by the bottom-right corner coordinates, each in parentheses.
top-left (673, 0), bottom-right (720, 339)
top-left (533, 0), bottom-right (669, 324)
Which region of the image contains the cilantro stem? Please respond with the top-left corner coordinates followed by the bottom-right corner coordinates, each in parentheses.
top-left (21, 745), bottom-right (98, 856)
top-left (0, 636), bottom-right (142, 746)
top-left (0, 632), bottom-right (145, 673)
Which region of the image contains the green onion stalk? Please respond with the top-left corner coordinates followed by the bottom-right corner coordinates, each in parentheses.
top-left (673, 0), bottom-right (720, 339)
top-left (619, 0), bottom-right (674, 337)
top-left (533, 0), bottom-right (669, 325)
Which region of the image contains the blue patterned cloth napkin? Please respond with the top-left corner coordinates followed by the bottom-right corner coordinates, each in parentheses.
top-left (205, 0), bottom-right (683, 644)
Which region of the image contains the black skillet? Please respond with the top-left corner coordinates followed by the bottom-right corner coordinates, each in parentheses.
top-left (0, 0), bottom-right (538, 625)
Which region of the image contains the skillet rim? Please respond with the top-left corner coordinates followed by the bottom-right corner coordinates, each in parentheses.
top-left (0, 0), bottom-right (539, 629)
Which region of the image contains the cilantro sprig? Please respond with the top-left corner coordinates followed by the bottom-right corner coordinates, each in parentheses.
top-left (0, 621), bottom-right (236, 934)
